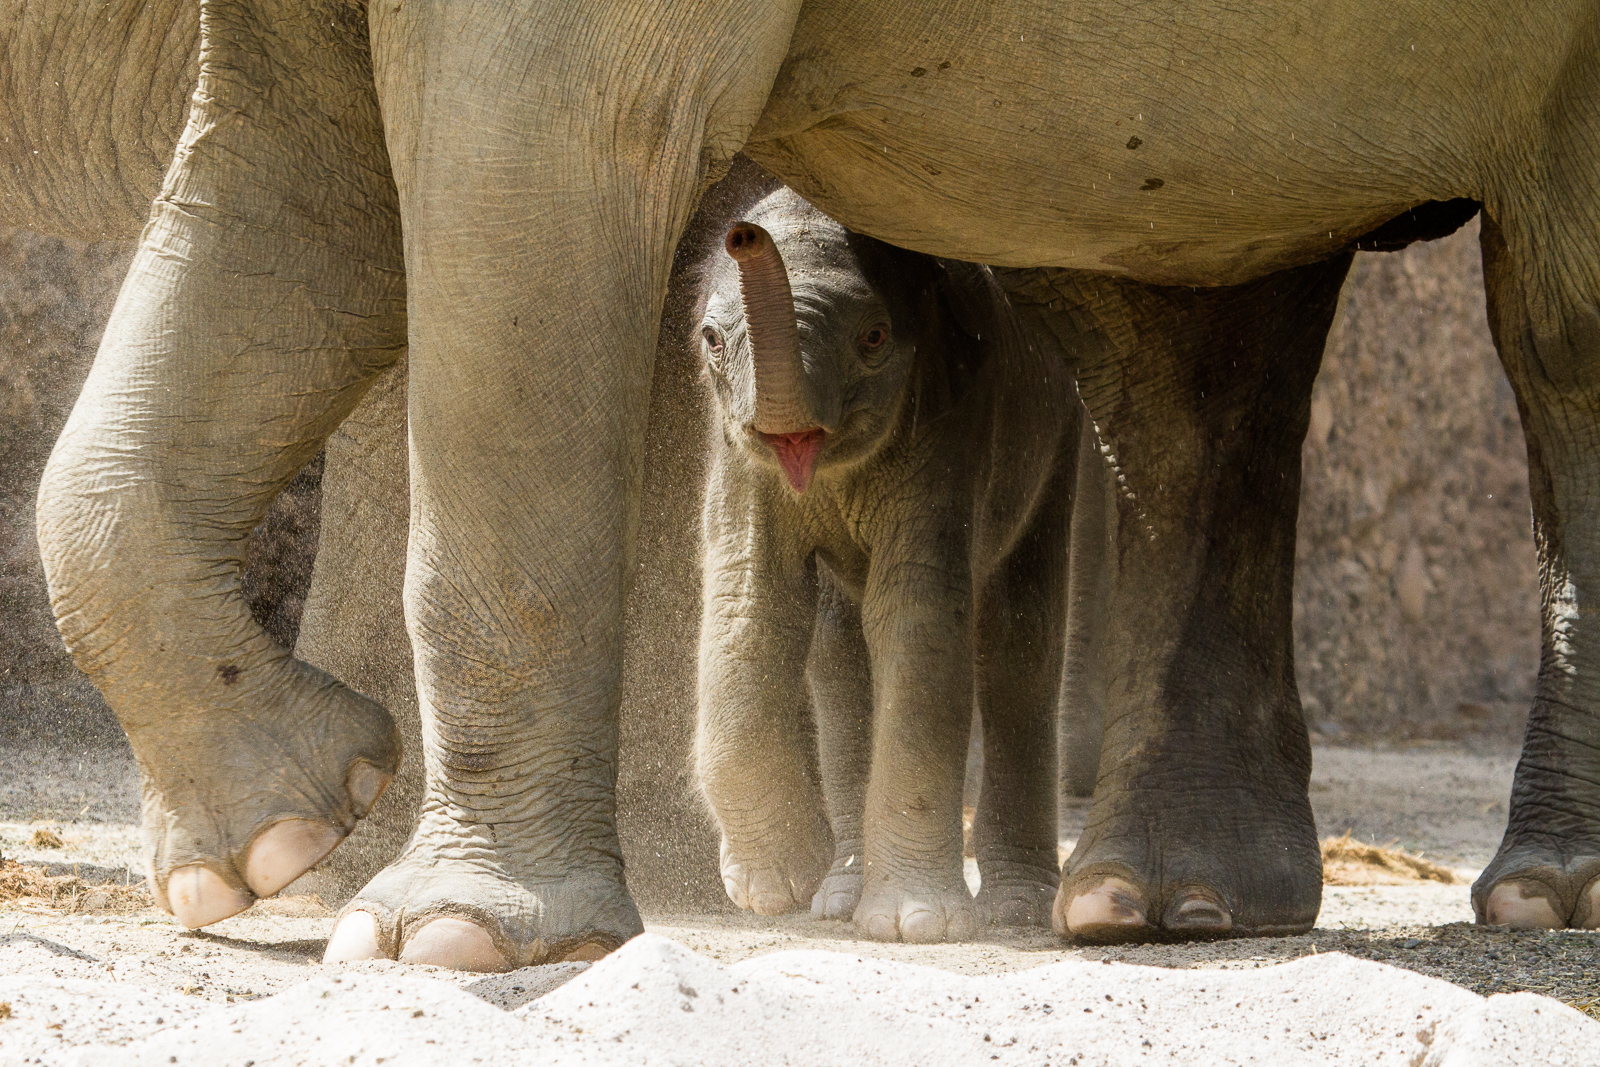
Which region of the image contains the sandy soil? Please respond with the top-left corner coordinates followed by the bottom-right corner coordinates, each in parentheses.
top-left (1, 740), bottom-right (1597, 1064)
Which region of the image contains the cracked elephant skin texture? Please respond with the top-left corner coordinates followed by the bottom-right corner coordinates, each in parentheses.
top-left (6, 0), bottom-right (1599, 964)
top-left (694, 189), bottom-right (1084, 941)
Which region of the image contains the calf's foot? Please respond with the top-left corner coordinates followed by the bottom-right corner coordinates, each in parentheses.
top-left (324, 818), bottom-right (643, 971)
top-left (811, 840), bottom-right (864, 920)
top-left (720, 832), bottom-right (830, 916)
top-left (975, 855), bottom-right (1058, 928)
top-left (854, 870), bottom-right (976, 943)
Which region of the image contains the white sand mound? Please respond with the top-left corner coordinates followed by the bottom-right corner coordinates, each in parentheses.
top-left (1, 933), bottom-right (1592, 1066)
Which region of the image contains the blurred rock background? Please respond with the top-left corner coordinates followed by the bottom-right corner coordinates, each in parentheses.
top-left (0, 211), bottom-right (1539, 847)
top-left (1294, 219), bottom-right (1537, 745)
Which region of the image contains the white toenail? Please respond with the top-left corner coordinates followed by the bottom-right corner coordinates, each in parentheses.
top-left (1485, 882), bottom-right (1562, 929)
top-left (346, 760), bottom-right (391, 815)
top-left (1065, 876), bottom-right (1147, 934)
top-left (166, 866), bottom-right (253, 929)
top-left (244, 820), bottom-right (345, 899)
top-left (400, 918), bottom-right (509, 972)
top-left (324, 911), bottom-right (386, 962)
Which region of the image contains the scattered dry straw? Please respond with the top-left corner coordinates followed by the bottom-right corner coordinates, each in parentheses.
top-left (28, 829), bottom-right (63, 849)
top-left (0, 857), bottom-right (151, 913)
top-left (1320, 832), bottom-right (1461, 885)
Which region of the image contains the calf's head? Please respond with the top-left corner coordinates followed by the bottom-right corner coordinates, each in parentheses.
top-left (698, 189), bottom-right (916, 494)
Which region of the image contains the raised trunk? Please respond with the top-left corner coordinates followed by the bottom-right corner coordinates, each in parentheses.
top-left (726, 222), bottom-right (812, 435)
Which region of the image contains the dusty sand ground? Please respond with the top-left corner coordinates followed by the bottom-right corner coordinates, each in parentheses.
top-left (2, 741), bottom-right (1598, 1064)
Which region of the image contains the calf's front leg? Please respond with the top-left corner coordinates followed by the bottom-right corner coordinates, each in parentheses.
top-left (697, 478), bottom-right (831, 915)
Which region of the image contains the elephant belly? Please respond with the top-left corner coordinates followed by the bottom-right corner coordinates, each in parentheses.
top-left (748, 0), bottom-right (1557, 285)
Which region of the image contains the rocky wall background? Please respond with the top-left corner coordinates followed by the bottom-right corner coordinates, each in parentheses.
top-left (1294, 219), bottom-right (1538, 744)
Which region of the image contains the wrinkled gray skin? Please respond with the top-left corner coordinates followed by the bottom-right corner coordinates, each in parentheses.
top-left (10, 0), bottom-right (1600, 970)
top-left (695, 189), bottom-right (1080, 941)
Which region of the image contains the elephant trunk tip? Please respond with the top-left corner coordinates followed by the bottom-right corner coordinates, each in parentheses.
top-left (725, 223), bottom-right (771, 261)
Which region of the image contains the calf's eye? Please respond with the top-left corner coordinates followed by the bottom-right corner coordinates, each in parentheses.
top-left (702, 325), bottom-right (725, 352)
top-left (860, 324), bottom-right (890, 351)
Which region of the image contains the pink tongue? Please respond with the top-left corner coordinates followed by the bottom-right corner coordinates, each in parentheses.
top-left (764, 430), bottom-right (826, 493)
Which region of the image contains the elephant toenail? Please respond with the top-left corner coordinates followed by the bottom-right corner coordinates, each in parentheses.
top-left (1163, 889), bottom-right (1232, 933)
top-left (1064, 876), bottom-right (1148, 940)
top-left (560, 942), bottom-right (612, 963)
top-left (244, 819), bottom-right (345, 899)
top-left (899, 909), bottom-right (944, 943)
top-left (1483, 881), bottom-right (1562, 929)
top-left (166, 865), bottom-right (253, 929)
top-left (346, 760), bottom-right (392, 816)
top-left (1579, 880), bottom-right (1600, 930)
top-left (324, 911), bottom-right (386, 962)
top-left (399, 917), bottom-right (510, 972)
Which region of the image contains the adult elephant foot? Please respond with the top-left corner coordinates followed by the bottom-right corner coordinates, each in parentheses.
top-left (137, 681), bottom-right (399, 929)
top-left (974, 857), bottom-right (1058, 929)
top-left (1474, 847), bottom-right (1600, 930)
top-left (1056, 776), bottom-right (1320, 942)
top-left (855, 876), bottom-right (976, 943)
top-left (324, 820), bottom-right (642, 971)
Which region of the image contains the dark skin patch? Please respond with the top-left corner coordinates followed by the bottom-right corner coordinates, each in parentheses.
top-left (910, 66), bottom-right (927, 77)
top-left (218, 664), bottom-right (240, 685)
top-left (1126, 135), bottom-right (1142, 150)
top-left (1141, 178), bottom-right (1164, 191)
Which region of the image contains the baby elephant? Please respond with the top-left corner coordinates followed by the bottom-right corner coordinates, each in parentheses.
top-left (694, 188), bottom-right (1083, 942)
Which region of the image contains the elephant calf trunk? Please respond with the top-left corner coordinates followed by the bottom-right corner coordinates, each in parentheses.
top-left (726, 223), bottom-right (825, 492)
top-left (726, 223), bottom-right (814, 437)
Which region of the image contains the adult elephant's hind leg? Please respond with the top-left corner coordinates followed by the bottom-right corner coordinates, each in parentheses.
top-left (34, 1), bottom-right (407, 929)
top-left (1002, 256), bottom-right (1350, 942)
top-left (1472, 204), bottom-right (1600, 930)
top-left (326, 0), bottom-right (800, 971)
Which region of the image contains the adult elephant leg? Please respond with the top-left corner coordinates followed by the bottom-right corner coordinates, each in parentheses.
top-left (289, 361), bottom-right (421, 905)
top-left (1060, 419), bottom-right (1113, 801)
top-left (34, 0), bottom-right (406, 928)
top-left (1001, 254), bottom-right (1351, 942)
top-left (325, 0), bottom-right (801, 971)
top-left (1472, 206), bottom-right (1600, 929)
top-left (971, 465), bottom-right (1072, 929)
top-left (807, 567), bottom-right (873, 920)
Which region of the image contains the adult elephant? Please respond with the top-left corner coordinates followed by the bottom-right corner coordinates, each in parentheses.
top-left (12, 0), bottom-right (1599, 969)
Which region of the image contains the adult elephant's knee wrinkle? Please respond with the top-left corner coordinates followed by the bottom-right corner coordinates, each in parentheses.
top-left (1163, 888), bottom-right (1233, 934)
top-left (324, 911), bottom-right (386, 962)
top-left (1062, 876), bottom-right (1148, 940)
top-left (244, 820), bottom-right (346, 899)
top-left (346, 760), bottom-right (392, 817)
top-left (1483, 881), bottom-right (1563, 929)
top-left (398, 918), bottom-right (510, 973)
top-left (166, 866), bottom-right (253, 929)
